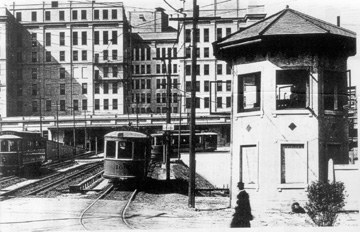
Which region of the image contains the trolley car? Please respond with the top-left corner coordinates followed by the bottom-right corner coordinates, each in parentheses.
top-left (0, 131), bottom-right (46, 176)
top-left (103, 131), bottom-right (151, 181)
top-left (150, 131), bottom-right (218, 160)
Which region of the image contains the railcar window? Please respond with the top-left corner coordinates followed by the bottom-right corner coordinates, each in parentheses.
top-left (134, 142), bottom-right (146, 159)
top-left (118, 141), bottom-right (133, 159)
top-left (9, 140), bottom-right (17, 151)
top-left (1, 140), bottom-right (9, 152)
top-left (106, 141), bottom-right (116, 158)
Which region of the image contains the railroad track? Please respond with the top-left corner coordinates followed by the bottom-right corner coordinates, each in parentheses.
top-left (79, 184), bottom-right (137, 230)
top-left (0, 162), bottom-right (103, 200)
top-left (0, 176), bottom-right (27, 189)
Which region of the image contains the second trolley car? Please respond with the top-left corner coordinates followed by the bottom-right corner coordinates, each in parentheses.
top-left (0, 131), bottom-right (46, 177)
top-left (103, 131), bottom-right (151, 181)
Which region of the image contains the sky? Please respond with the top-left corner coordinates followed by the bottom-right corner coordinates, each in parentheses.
top-left (2, 0), bottom-right (360, 85)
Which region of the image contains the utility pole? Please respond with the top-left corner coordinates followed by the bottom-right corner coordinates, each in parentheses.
top-left (189, 0), bottom-right (199, 208)
top-left (154, 55), bottom-right (185, 181)
top-left (56, 101), bottom-right (60, 160)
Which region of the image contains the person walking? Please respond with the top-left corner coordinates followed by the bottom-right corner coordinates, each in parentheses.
top-left (230, 182), bottom-right (253, 228)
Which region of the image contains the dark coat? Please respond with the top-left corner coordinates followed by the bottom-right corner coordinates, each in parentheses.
top-left (230, 190), bottom-right (253, 228)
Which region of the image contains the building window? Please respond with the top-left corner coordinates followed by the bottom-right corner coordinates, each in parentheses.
top-left (82, 99), bottom-right (87, 110)
top-left (147, 65), bottom-right (151, 74)
top-left (95, 83), bottom-right (100, 94)
top-left (186, 47), bottom-right (191, 58)
top-left (32, 101), bottom-right (38, 112)
top-left (112, 83), bottom-right (118, 93)
top-left (103, 67), bottom-right (109, 77)
top-left (276, 69), bottom-right (309, 110)
top-left (173, 64), bottom-right (177, 74)
top-left (226, 27), bottom-right (231, 36)
top-left (16, 12), bottom-right (22, 21)
top-left (59, 11), bottom-right (65, 20)
top-left (185, 29), bottom-right (191, 42)
top-left (156, 64), bottom-right (161, 74)
top-left (156, 93), bottom-right (161, 103)
top-left (217, 97), bottom-right (222, 108)
top-left (82, 83), bottom-right (87, 94)
top-left (60, 84), bottom-right (65, 95)
top-left (217, 82), bottom-right (222, 92)
top-left (186, 81), bottom-right (191, 92)
top-left (31, 12), bottom-right (37, 22)
top-left (196, 48), bottom-right (200, 58)
top-left (32, 68), bottom-right (37, 79)
top-left (204, 97), bottom-right (209, 108)
top-left (323, 70), bottom-right (347, 111)
top-left (186, 65), bottom-right (191, 76)
top-left (81, 10), bottom-right (86, 20)
top-left (82, 50), bottom-right (87, 60)
top-left (73, 50), bottom-right (78, 61)
top-left (113, 66), bottom-right (118, 77)
top-left (46, 51), bottom-right (51, 62)
top-left (17, 69), bottom-right (22, 80)
top-left (204, 64), bottom-right (209, 75)
top-left (82, 31), bottom-right (87, 45)
top-left (103, 50), bottom-right (108, 61)
top-left (113, 99), bottom-right (118, 110)
top-left (46, 100), bottom-right (51, 112)
top-left (94, 31), bottom-right (99, 44)
top-left (94, 10), bottom-right (99, 19)
top-left (60, 32), bottom-right (65, 46)
top-left (60, 51), bottom-right (65, 61)
top-left (162, 64), bottom-right (166, 73)
top-left (103, 10), bottom-right (108, 19)
top-left (226, 97), bottom-right (231, 108)
top-left (73, 100), bottom-right (79, 111)
top-left (32, 33), bottom-right (37, 47)
top-left (112, 9), bottom-right (117, 19)
top-left (95, 70), bottom-right (99, 79)
top-left (60, 100), bottom-right (65, 111)
top-left (217, 28), bottom-right (222, 40)
top-left (73, 32), bottom-right (78, 45)
top-left (217, 64), bottom-right (223, 75)
top-left (204, 81), bottom-right (209, 92)
top-left (60, 68), bottom-right (65, 79)
top-left (112, 31), bottom-right (117, 44)
top-left (146, 48), bottom-right (151, 60)
top-left (32, 52), bottom-right (37, 62)
top-left (226, 80), bottom-right (231, 91)
top-left (104, 83), bottom-right (109, 94)
top-left (238, 72), bottom-right (261, 112)
top-left (112, 50), bottom-right (117, 60)
top-left (45, 11), bottom-right (51, 21)
top-left (204, 28), bottom-right (209, 42)
top-left (240, 145), bottom-right (258, 185)
top-left (95, 99), bottom-right (100, 110)
top-left (32, 84), bottom-right (37, 96)
top-left (72, 10), bottom-right (78, 20)
top-left (186, 98), bottom-right (200, 108)
top-left (204, 47), bottom-right (209, 58)
top-left (281, 144), bottom-right (307, 184)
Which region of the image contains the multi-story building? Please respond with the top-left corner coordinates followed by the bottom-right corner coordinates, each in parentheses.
top-left (129, 7), bottom-right (180, 115)
top-left (3, 1), bottom-right (130, 117)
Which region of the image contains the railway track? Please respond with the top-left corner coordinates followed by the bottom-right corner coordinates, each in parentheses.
top-left (79, 184), bottom-right (137, 230)
top-left (0, 162), bottom-right (103, 200)
top-left (0, 176), bottom-right (27, 189)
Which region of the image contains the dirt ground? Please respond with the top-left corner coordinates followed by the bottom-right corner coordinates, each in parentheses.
top-left (125, 162), bottom-right (358, 230)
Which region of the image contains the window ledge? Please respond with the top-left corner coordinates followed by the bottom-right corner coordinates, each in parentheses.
top-left (277, 183), bottom-right (308, 191)
top-left (324, 110), bottom-right (344, 116)
top-left (245, 184), bottom-right (259, 191)
top-left (235, 111), bottom-right (263, 119)
top-left (272, 109), bottom-right (311, 117)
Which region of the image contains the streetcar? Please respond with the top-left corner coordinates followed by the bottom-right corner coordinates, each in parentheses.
top-left (103, 131), bottom-right (151, 181)
top-left (0, 131), bottom-right (46, 177)
top-left (150, 131), bottom-right (218, 160)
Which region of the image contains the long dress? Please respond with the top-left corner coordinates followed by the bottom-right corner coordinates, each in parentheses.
top-left (230, 190), bottom-right (253, 228)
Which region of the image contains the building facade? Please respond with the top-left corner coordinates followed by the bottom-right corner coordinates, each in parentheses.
top-left (214, 7), bottom-right (356, 208)
top-left (4, 1), bottom-right (130, 118)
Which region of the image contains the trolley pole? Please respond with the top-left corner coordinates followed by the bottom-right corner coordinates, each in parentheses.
top-left (189, 0), bottom-right (199, 208)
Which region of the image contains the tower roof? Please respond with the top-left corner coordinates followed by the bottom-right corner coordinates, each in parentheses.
top-left (216, 7), bottom-right (356, 48)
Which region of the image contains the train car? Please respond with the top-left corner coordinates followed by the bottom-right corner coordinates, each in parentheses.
top-left (0, 131), bottom-right (45, 177)
top-left (103, 131), bottom-right (151, 181)
top-left (151, 131), bottom-right (218, 160)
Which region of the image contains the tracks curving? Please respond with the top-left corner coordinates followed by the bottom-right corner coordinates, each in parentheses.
top-left (79, 185), bottom-right (137, 230)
